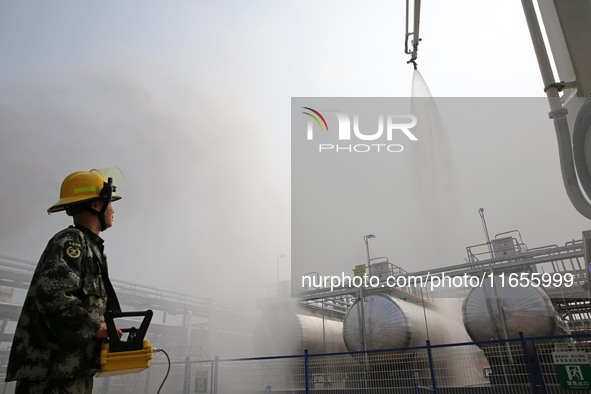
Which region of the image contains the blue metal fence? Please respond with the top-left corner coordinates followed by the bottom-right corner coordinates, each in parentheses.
top-left (89, 333), bottom-right (591, 393)
top-left (2, 333), bottom-right (590, 393)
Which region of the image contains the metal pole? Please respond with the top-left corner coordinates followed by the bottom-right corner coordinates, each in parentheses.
top-left (362, 234), bottom-right (375, 389)
top-left (420, 287), bottom-right (430, 341)
top-left (364, 234), bottom-right (375, 275)
top-left (144, 365), bottom-right (151, 394)
top-left (183, 357), bottom-right (191, 394)
top-left (520, 0), bottom-right (561, 104)
top-left (213, 356), bottom-right (219, 394)
top-left (322, 298), bottom-right (326, 353)
top-left (487, 268), bottom-right (517, 369)
top-left (426, 340), bottom-right (438, 394)
top-left (210, 360), bottom-right (215, 394)
top-left (304, 349), bottom-right (310, 394)
top-left (479, 208), bottom-right (494, 258)
top-left (404, 0), bottom-right (422, 68)
top-left (481, 272), bottom-right (512, 385)
top-left (519, 332), bottom-right (540, 394)
top-left (530, 338), bottom-right (549, 394)
top-left (357, 287), bottom-right (369, 390)
top-left (412, 0), bottom-right (421, 53)
top-left (276, 254), bottom-right (286, 284)
top-left (102, 377), bottom-right (110, 394)
top-left (186, 310), bottom-right (193, 347)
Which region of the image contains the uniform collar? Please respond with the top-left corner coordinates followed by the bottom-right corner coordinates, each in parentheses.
top-left (72, 224), bottom-right (105, 247)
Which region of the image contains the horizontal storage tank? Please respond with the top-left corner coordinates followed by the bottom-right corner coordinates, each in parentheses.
top-left (255, 301), bottom-right (347, 356)
top-left (462, 279), bottom-right (562, 342)
top-left (342, 293), bottom-right (449, 352)
top-left (342, 294), bottom-right (490, 388)
top-left (248, 301), bottom-right (356, 392)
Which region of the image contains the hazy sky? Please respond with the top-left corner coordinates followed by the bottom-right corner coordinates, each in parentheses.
top-left (1, 1), bottom-right (588, 307)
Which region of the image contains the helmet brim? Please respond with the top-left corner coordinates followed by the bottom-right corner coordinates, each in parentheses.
top-left (47, 195), bottom-right (122, 214)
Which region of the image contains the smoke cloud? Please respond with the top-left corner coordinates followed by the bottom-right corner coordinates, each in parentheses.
top-left (0, 71), bottom-right (290, 309)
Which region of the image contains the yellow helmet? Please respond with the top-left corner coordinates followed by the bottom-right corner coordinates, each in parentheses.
top-left (48, 167), bottom-right (123, 214)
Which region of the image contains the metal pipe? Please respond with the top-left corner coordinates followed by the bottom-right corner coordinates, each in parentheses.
top-left (519, 332), bottom-right (541, 394)
top-left (213, 356), bottom-right (219, 394)
top-left (554, 115), bottom-right (591, 219)
top-left (478, 208), bottom-right (494, 258)
top-left (356, 285), bottom-right (369, 389)
top-left (412, 0), bottom-right (421, 55)
top-left (572, 98), bottom-right (591, 200)
top-left (521, 0), bottom-right (591, 219)
top-left (426, 340), bottom-right (439, 393)
top-left (304, 350), bottom-right (310, 394)
top-left (477, 273), bottom-right (515, 384)
top-left (364, 234), bottom-right (375, 275)
top-left (405, 0), bottom-right (410, 52)
top-left (420, 287), bottom-right (430, 341)
top-left (405, 0), bottom-right (421, 68)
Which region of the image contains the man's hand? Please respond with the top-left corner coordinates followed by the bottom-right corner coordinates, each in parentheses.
top-left (96, 322), bottom-right (124, 340)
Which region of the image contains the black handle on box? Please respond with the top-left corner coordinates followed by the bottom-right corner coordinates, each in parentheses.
top-left (104, 310), bottom-right (153, 353)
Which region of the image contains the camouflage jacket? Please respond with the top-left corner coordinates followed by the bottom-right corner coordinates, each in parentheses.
top-left (6, 226), bottom-right (111, 381)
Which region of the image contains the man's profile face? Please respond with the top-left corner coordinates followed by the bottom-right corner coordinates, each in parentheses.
top-left (90, 200), bottom-right (114, 229)
top-left (104, 202), bottom-right (114, 229)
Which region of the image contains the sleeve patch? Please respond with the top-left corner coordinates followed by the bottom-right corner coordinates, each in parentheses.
top-left (65, 242), bottom-right (82, 259)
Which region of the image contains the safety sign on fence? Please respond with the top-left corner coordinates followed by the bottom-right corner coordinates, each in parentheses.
top-left (552, 351), bottom-right (591, 391)
top-left (194, 369), bottom-right (209, 393)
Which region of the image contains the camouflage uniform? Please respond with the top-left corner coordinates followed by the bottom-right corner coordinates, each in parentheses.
top-left (6, 225), bottom-right (111, 392)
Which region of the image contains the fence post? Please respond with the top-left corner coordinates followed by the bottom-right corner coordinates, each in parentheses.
top-left (529, 337), bottom-right (549, 394)
top-left (144, 365), bottom-right (151, 394)
top-left (519, 332), bottom-right (540, 394)
top-left (102, 377), bottom-right (110, 394)
top-left (213, 356), bottom-right (219, 394)
top-left (304, 349), bottom-right (310, 394)
top-left (210, 360), bottom-right (215, 394)
top-left (183, 356), bottom-right (191, 394)
top-left (426, 340), bottom-right (438, 394)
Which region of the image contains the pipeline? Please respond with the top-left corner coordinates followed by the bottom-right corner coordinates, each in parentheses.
top-left (405, 0), bottom-right (421, 69)
top-left (521, 0), bottom-right (591, 220)
top-left (573, 98), bottom-right (591, 201)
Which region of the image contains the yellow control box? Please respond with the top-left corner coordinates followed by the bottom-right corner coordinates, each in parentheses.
top-left (97, 339), bottom-right (153, 377)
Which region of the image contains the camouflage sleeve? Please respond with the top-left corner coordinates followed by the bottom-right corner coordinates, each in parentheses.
top-left (34, 230), bottom-right (102, 347)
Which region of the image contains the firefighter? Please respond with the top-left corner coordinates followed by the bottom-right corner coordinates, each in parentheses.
top-left (6, 167), bottom-right (124, 393)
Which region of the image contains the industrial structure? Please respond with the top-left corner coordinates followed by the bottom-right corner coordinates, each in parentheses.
top-left (2, 0), bottom-right (591, 392)
top-left (0, 254), bottom-right (250, 392)
top-left (260, 231), bottom-right (591, 391)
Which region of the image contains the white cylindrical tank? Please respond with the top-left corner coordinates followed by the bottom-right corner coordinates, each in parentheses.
top-left (342, 294), bottom-right (491, 387)
top-left (255, 301), bottom-right (347, 356)
top-left (248, 301), bottom-right (353, 392)
top-left (462, 278), bottom-right (561, 342)
top-left (342, 293), bottom-right (449, 352)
